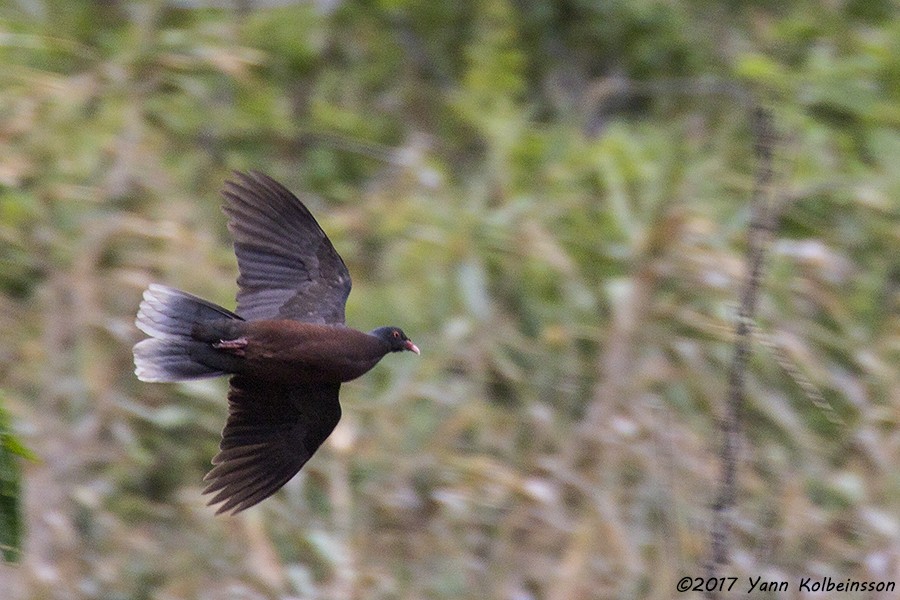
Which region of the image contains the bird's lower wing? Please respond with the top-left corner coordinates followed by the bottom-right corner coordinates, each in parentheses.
top-left (203, 376), bottom-right (341, 515)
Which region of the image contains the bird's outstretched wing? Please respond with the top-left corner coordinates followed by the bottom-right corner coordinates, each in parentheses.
top-left (202, 376), bottom-right (341, 515)
top-left (222, 171), bottom-right (351, 323)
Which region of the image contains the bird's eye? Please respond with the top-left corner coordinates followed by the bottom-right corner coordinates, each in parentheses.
top-left (392, 331), bottom-right (400, 339)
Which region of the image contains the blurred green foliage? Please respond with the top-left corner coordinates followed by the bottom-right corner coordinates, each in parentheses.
top-left (0, 0), bottom-right (897, 598)
top-left (0, 397), bottom-right (36, 563)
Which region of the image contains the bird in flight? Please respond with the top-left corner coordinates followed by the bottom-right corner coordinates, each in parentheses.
top-left (133, 171), bottom-right (419, 515)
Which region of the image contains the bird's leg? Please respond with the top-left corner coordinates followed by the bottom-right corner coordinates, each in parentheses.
top-left (213, 337), bottom-right (249, 357)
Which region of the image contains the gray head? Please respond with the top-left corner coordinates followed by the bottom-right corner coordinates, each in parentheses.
top-left (370, 326), bottom-right (420, 354)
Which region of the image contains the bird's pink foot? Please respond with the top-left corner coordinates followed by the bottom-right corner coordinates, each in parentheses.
top-left (214, 337), bottom-right (248, 356)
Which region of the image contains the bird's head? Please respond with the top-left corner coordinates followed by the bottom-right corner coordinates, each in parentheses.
top-left (370, 326), bottom-right (420, 355)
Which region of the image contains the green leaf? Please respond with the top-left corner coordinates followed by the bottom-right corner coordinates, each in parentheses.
top-left (0, 396), bottom-right (32, 563)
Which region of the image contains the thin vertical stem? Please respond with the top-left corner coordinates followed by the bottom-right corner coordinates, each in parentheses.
top-left (704, 107), bottom-right (776, 596)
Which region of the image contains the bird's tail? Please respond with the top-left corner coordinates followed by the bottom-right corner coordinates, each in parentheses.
top-left (133, 284), bottom-right (244, 382)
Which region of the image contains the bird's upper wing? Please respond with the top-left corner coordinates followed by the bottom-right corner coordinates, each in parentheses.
top-left (202, 376), bottom-right (341, 515)
top-left (222, 171), bottom-right (351, 323)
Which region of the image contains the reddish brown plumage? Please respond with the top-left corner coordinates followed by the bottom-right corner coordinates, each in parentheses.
top-left (219, 320), bottom-right (393, 384)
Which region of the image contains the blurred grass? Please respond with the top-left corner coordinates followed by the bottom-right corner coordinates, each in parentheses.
top-left (0, 1), bottom-right (897, 598)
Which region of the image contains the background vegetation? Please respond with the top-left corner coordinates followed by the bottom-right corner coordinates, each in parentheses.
top-left (0, 1), bottom-right (897, 598)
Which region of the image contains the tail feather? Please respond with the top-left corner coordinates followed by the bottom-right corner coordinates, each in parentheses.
top-left (134, 339), bottom-right (228, 382)
top-left (134, 284), bottom-right (243, 383)
top-left (136, 284), bottom-right (240, 339)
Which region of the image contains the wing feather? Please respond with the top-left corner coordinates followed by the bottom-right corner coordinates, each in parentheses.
top-left (222, 171), bottom-right (351, 323)
top-left (202, 376), bottom-right (342, 515)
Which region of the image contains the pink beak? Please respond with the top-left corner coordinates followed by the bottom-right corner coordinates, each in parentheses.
top-left (405, 340), bottom-right (421, 355)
